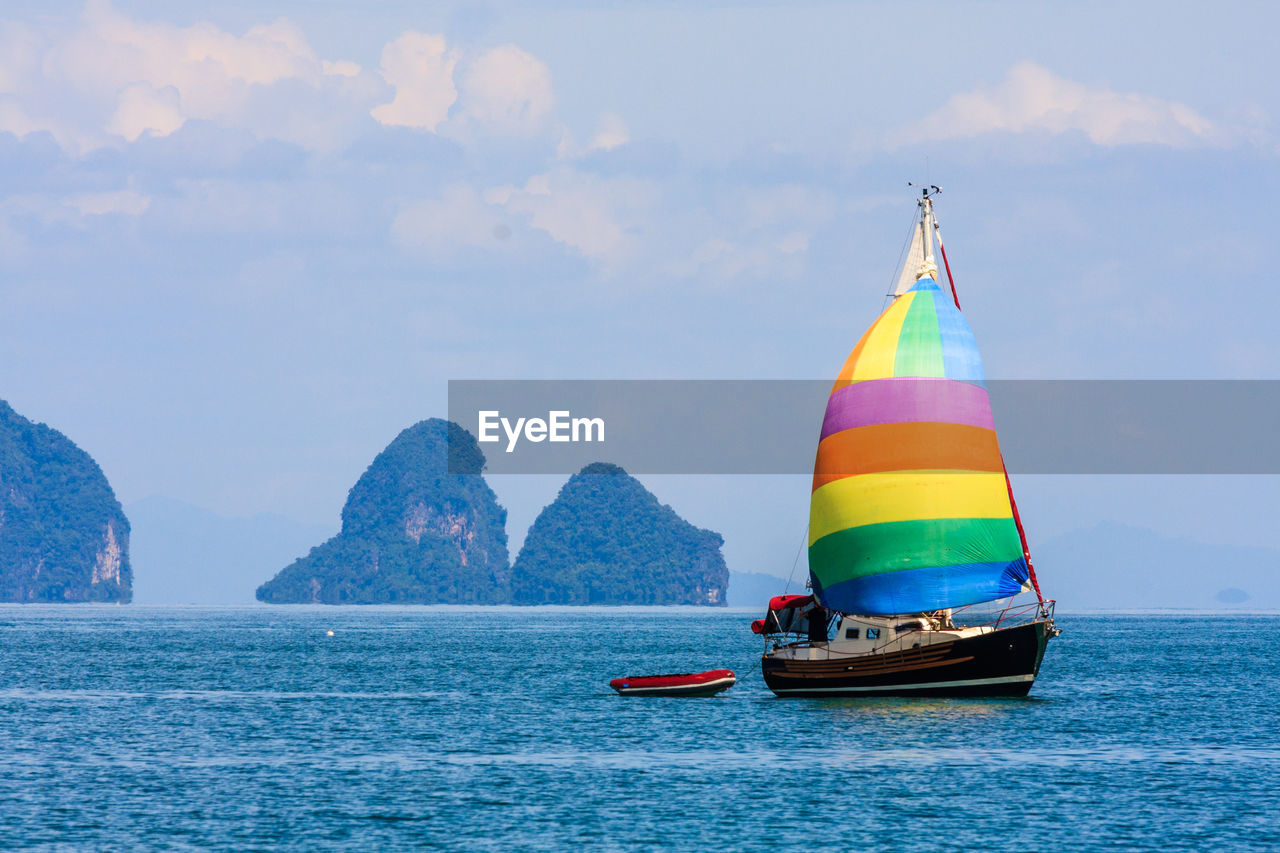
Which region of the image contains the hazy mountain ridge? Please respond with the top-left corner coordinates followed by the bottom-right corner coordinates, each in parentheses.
top-left (128, 496), bottom-right (333, 604)
top-left (727, 570), bottom-right (794, 609)
top-left (1033, 521), bottom-right (1280, 610)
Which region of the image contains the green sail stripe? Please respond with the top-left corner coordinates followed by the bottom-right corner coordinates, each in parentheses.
top-left (808, 517), bottom-right (1024, 584)
top-left (893, 287), bottom-right (945, 377)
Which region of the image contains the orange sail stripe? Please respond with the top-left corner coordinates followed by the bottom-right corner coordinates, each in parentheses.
top-left (811, 422), bottom-right (1004, 491)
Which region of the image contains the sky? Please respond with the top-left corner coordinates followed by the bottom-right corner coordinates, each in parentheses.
top-left (2, 1), bottom-right (1280, 596)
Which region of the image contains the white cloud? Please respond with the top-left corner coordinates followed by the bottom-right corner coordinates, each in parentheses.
top-left (370, 31), bottom-right (457, 131)
top-left (392, 184), bottom-right (509, 255)
top-left (900, 61), bottom-right (1222, 148)
top-left (588, 112), bottom-right (629, 152)
top-left (776, 231), bottom-right (808, 254)
top-left (556, 112), bottom-right (631, 159)
top-left (670, 231), bottom-right (808, 283)
top-left (68, 189), bottom-right (152, 216)
top-left (322, 60), bottom-right (362, 78)
top-left (452, 45), bottom-right (554, 136)
top-left (738, 184), bottom-right (835, 230)
top-left (0, 97), bottom-right (79, 150)
top-left (0, 188), bottom-right (152, 230)
top-left (107, 83), bottom-right (184, 141)
top-left (476, 168), bottom-right (820, 283)
top-left (487, 168), bottom-right (652, 263)
top-left (219, 250), bottom-right (308, 307)
top-left (0, 21), bottom-right (40, 94)
top-left (0, 6), bottom-right (574, 153)
top-left (0, 1), bottom-right (379, 153)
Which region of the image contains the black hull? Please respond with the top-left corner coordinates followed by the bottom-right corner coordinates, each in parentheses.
top-left (761, 620), bottom-right (1052, 698)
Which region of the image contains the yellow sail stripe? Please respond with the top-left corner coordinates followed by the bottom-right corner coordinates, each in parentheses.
top-left (808, 470), bottom-right (1013, 546)
top-left (832, 291), bottom-right (915, 390)
top-left (849, 291), bottom-right (913, 382)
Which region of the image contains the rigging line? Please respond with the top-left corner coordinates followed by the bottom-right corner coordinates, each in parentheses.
top-left (782, 523), bottom-right (809, 596)
top-left (881, 205), bottom-right (921, 312)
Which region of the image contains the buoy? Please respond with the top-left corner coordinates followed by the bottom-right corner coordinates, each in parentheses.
top-left (326, 630), bottom-right (334, 636)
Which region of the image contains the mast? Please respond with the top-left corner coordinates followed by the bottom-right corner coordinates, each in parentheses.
top-left (921, 198), bottom-right (937, 278)
top-left (909, 183), bottom-right (960, 308)
top-left (914, 184), bottom-right (940, 284)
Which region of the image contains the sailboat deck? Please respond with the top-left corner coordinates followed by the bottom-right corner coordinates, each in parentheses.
top-left (769, 624), bottom-right (993, 661)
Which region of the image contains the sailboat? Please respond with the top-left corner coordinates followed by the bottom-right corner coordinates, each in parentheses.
top-left (757, 187), bottom-right (1059, 698)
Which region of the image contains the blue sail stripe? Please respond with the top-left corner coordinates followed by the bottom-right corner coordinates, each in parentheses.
top-left (816, 559), bottom-right (1029, 615)
top-left (932, 288), bottom-right (986, 386)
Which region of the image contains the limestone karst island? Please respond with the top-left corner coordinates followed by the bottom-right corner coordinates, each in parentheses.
top-left (256, 419), bottom-right (729, 606)
top-left (0, 400), bottom-right (131, 602)
top-left (0, 404), bottom-right (728, 607)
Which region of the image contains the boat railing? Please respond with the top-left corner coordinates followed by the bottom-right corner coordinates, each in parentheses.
top-left (759, 599), bottom-right (1056, 653)
top-left (952, 598), bottom-right (1056, 630)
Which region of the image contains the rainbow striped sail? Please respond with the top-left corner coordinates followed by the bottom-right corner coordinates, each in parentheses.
top-left (808, 276), bottom-right (1030, 615)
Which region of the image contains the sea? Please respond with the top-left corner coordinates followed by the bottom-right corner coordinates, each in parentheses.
top-left (0, 607), bottom-right (1276, 851)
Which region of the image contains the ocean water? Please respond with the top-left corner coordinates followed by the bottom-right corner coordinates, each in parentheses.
top-left (0, 608), bottom-right (1276, 850)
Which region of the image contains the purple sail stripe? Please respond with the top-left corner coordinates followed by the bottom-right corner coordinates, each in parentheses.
top-left (821, 378), bottom-right (994, 439)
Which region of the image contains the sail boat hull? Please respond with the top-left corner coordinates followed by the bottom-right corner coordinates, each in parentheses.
top-left (761, 619), bottom-right (1052, 698)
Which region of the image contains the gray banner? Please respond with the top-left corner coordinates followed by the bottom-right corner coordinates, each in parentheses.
top-left (446, 380), bottom-right (1280, 474)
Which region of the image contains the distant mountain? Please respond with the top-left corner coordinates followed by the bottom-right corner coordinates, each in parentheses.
top-left (0, 399), bottom-right (131, 602)
top-left (1032, 521), bottom-right (1280, 610)
top-left (512, 463), bottom-right (728, 605)
top-left (727, 570), bottom-right (793, 609)
top-left (257, 419), bottom-right (509, 604)
top-left (127, 496), bottom-right (333, 604)
top-left (728, 522), bottom-right (1279, 613)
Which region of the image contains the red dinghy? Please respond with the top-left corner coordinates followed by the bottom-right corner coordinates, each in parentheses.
top-left (609, 669), bottom-right (736, 697)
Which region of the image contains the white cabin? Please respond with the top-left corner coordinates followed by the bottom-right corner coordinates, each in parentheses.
top-left (769, 611), bottom-right (995, 660)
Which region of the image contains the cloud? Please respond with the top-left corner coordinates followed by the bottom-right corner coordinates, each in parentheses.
top-left (0, 187), bottom-right (152, 233)
top-left (0, 97), bottom-right (77, 151)
top-left (486, 168), bottom-right (652, 264)
top-left (322, 60), bottom-right (361, 78)
top-left (587, 113), bottom-right (630, 152)
top-left (0, 6), bottom-right (573, 154)
top-left (670, 230), bottom-right (810, 284)
top-left (107, 83), bottom-right (184, 141)
top-left (737, 184), bottom-right (835, 230)
top-left (67, 189), bottom-right (152, 216)
top-left (221, 250), bottom-right (308, 307)
top-left (0, 4), bottom-right (818, 291)
top-left (370, 31), bottom-right (457, 131)
top-left (899, 61), bottom-right (1222, 148)
top-left (557, 112), bottom-right (631, 159)
top-left (392, 183), bottom-right (510, 255)
top-left (469, 168), bottom-right (824, 283)
top-left (0, 1), bottom-right (380, 153)
top-left (452, 45), bottom-right (554, 137)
